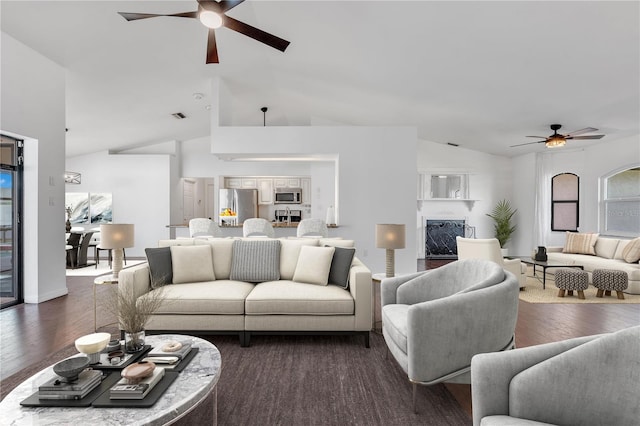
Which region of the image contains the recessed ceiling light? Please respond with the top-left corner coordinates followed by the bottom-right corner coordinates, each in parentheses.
top-left (193, 93), bottom-right (204, 100)
top-left (172, 112), bottom-right (186, 119)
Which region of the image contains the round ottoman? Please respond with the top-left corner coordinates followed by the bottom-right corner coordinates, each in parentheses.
top-left (592, 269), bottom-right (628, 300)
top-left (555, 268), bottom-right (589, 299)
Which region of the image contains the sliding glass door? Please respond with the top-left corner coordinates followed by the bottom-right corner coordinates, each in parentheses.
top-left (0, 135), bottom-right (23, 309)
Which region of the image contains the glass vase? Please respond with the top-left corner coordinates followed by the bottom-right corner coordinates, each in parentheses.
top-left (124, 330), bottom-right (145, 353)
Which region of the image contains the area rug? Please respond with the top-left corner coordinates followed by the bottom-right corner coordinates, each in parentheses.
top-left (0, 333), bottom-right (471, 425)
top-left (519, 272), bottom-right (640, 304)
top-left (65, 259), bottom-right (145, 277)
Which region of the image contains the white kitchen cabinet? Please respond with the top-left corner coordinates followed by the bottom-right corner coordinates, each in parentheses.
top-left (273, 178), bottom-right (288, 188)
top-left (225, 178), bottom-right (242, 188)
top-left (241, 178), bottom-right (257, 188)
top-left (287, 178), bottom-right (301, 188)
top-left (301, 178), bottom-right (311, 204)
top-left (257, 178), bottom-right (274, 205)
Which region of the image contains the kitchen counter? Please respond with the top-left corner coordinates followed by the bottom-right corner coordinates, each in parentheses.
top-left (220, 223), bottom-right (339, 228)
top-left (167, 223), bottom-right (338, 238)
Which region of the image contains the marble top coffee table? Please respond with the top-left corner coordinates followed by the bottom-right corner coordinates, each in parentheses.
top-left (0, 335), bottom-right (221, 426)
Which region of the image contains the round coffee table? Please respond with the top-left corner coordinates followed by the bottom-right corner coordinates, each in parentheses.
top-left (0, 335), bottom-right (221, 425)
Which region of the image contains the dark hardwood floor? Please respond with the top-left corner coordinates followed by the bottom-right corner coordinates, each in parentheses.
top-left (1, 262), bottom-right (639, 419)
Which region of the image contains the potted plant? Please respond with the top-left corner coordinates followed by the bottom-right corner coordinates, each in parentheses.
top-left (105, 285), bottom-right (167, 353)
top-left (486, 199), bottom-right (517, 255)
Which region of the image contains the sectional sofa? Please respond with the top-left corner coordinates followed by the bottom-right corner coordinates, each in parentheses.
top-left (545, 234), bottom-right (640, 294)
top-left (118, 237), bottom-right (372, 346)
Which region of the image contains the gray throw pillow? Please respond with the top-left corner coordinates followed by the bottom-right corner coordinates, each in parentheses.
top-left (230, 240), bottom-right (281, 282)
top-left (145, 247), bottom-right (173, 289)
top-left (327, 246), bottom-right (355, 289)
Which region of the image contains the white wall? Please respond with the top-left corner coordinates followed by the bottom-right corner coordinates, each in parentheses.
top-left (209, 126), bottom-right (418, 275)
top-left (416, 140), bottom-right (514, 257)
top-left (1, 33), bottom-right (67, 303)
top-left (510, 135), bottom-right (640, 254)
top-left (65, 152), bottom-right (172, 256)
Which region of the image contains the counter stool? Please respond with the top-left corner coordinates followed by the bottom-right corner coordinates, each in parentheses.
top-left (555, 268), bottom-right (589, 300)
top-left (592, 269), bottom-right (628, 300)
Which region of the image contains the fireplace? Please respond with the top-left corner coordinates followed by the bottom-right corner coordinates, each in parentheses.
top-left (425, 219), bottom-right (466, 259)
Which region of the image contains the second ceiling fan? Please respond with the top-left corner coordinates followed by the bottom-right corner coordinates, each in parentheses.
top-left (511, 124), bottom-right (605, 148)
top-left (118, 0), bottom-right (290, 64)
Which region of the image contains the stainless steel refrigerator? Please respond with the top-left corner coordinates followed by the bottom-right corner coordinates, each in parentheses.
top-left (218, 189), bottom-right (258, 226)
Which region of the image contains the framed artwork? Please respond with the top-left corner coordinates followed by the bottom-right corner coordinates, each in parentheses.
top-left (65, 193), bottom-right (90, 224)
top-left (90, 193), bottom-right (112, 224)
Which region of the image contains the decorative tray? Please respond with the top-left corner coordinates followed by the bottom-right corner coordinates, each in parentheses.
top-left (91, 372), bottom-right (179, 408)
top-left (91, 345), bottom-right (152, 370)
top-left (142, 348), bottom-right (199, 373)
top-left (20, 371), bottom-right (121, 408)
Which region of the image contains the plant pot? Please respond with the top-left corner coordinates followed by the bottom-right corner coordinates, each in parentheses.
top-left (500, 248), bottom-right (509, 257)
top-left (124, 330), bottom-right (145, 353)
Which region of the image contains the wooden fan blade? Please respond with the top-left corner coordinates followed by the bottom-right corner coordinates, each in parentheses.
top-left (206, 28), bottom-right (219, 64)
top-left (219, 0), bottom-right (245, 12)
top-left (567, 134), bottom-right (605, 140)
top-left (223, 16), bottom-right (290, 52)
top-left (118, 11), bottom-right (197, 21)
top-left (566, 127), bottom-right (598, 136)
top-left (526, 136), bottom-right (548, 139)
top-left (511, 140), bottom-right (546, 147)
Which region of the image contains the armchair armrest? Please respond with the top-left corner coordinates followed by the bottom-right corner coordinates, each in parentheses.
top-left (470, 334), bottom-right (601, 426)
top-left (381, 271), bottom-right (428, 307)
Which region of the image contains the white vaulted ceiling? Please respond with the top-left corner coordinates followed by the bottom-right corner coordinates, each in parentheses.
top-left (1, 1), bottom-right (638, 157)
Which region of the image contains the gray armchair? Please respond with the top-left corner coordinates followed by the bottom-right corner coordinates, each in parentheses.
top-left (381, 259), bottom-right (520, 412)
top-left (471, 325), bottom-right (640, 426)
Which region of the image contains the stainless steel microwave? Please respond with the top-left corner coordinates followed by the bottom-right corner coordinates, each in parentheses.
top-left (274, 188), bottom-right (302, 204)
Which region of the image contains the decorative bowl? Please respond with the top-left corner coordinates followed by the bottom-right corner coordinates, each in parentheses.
top-left (75, 332), bottom-right (111, 355)
top-left (53, 357), bottom-right (90, 381)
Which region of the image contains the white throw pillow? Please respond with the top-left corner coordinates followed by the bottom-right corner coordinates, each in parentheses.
top-left (292, 246), bottom-right (335, 286)
top-left (594, 238), bottom-right (620, 259)
top-left (563, 232), bottom-right (598, 255)
top-left (170, 245), bottom-right (215, 284)
top-left (319, 238), bottom-right (355, 248)
top-left (195, 238), bottom-right (234, 280)
top-left (279, 238), bottom-right (319, 280)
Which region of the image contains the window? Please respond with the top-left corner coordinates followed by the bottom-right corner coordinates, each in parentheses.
top-left (551, 173), bottom-right (579, 231)
top-left (601, 166), bottom-right (640, 237)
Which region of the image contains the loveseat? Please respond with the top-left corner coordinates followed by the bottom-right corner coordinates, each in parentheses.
top-left (471, 325), bottom-right (640, 426)
top-left (118, 237), bottom-right (372, 347)
top-left (544, 233), bottom-right (640, 294)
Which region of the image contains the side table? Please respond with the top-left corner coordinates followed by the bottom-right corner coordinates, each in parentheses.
top-left (93, 275), bottom-right (118, 332)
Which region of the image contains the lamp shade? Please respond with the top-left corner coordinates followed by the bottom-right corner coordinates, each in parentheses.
top-left (375, 224), bottom-right (406, 249)
top-left (100, 224), bottom-right (134, 249)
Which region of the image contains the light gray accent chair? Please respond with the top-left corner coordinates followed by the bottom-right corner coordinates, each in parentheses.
top-left (189, 218), bottom-right (220, 237)
top-left (471, 325), bottom-right (640, 426)
top-left (242, 218), bottom-right (275, 238)
top-left (381, 259), bottom-right (520, 413)
top-left (296, 218), bottom-right (328, 237)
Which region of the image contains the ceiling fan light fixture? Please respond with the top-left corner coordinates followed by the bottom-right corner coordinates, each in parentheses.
top-left (546, 136), bottom-right (566, 148)
top-left (199, 10), bottom-right (222, 29)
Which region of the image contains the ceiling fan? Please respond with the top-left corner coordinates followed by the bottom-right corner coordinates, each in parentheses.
top-left (118, 0), bottom-right (290, 64)
top-left (511, 124), bottom-right (605, 148)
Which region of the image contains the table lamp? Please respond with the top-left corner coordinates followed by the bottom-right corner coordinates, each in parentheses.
top-left (100, 224), bottom-right (134, 280)
top-left (375, 224), bottom-right (406, 277)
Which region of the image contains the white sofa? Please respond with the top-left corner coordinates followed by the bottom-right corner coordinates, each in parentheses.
top-left (118, 237), bottom-right (373, 346)
top-left (546, 236), bottom-right (640, 294)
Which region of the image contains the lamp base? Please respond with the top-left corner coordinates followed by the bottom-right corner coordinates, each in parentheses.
top-left (112, 248), bottom-right (124, 280)
top-left (385, 249), bottom-right (395, 278)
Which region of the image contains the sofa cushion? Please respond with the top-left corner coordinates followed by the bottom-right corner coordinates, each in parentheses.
top-left (328, 246), bottom-right (356, 289)
top-left (141, 280), bottom-right (255, 315)
top-left (245, 280), bottom-right (354, 315)
top-left (594, 237), bottom-right (619, 259)
top-left (158, 239), bottom-right (195, 247)
top-left (195, 238), bottom-right (234, 279)
top-left (508, 326), bottom-right (640, 425)
top-left (170, 245), bottom-right (215, 283)
top-left (145, 247), bottom-right (172, 288)
top-left (230, 239), bottom-right (281, 282)
top-left (319, 238), bottom-right (355, 248)
top-left (381, 304), bottom-right (409, 354)
top-left (279, 238), bottom-right (319, 280)
top-left (480, 416), bottom-right (555, 426)
top-left (292, 246), bottom-right (335, 285)
top-left (614, 239), bottom-right (630, 260)
top-left (621, 237), bottom-right (640, 263)
top-left (563, 232), bottom-right (598, 255)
